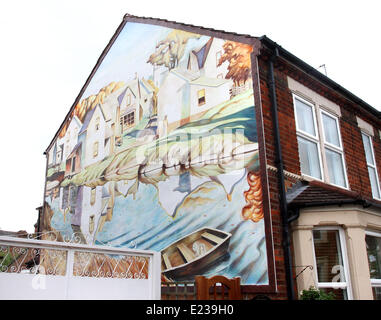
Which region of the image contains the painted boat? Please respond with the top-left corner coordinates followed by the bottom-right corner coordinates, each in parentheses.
top-left (161, 227), bottom-right (232, 280)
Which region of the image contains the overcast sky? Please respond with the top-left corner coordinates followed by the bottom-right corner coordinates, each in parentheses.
top-left (0, 0), bottom-right (380, 232)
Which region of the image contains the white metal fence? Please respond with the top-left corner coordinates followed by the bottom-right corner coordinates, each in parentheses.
top-left (0, 236), bottom-right (161, 300)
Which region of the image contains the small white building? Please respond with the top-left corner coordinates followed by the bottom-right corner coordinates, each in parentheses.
top-left (117, 77), bottom-right (156, 133)
top-left (78, 104), bottom-right (107, 168)
top-left (56, 115), bottom-right (82, 164)
top-left (76, 184), bottom-right (105, 244)
top-left (73, 105), bottom-right (115, 244)
top-left (47, 142), bottom-right (57, 168)
top-left (56, 115), bottom-right (83, 214)
top-left (187, 37), bottom-right (230, 79)
top-left (157, 37), bottom-right (233, 137)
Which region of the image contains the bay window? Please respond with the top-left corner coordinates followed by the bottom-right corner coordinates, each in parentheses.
top-left (312, 227), bottom-right (352, 299)
top-left (293, 94), bottom-right (348, 188)
top-left (365, 231), bottom-right (381, 300)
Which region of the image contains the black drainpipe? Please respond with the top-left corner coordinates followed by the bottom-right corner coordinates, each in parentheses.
top-left (267, 47), bottom-right (295, 300)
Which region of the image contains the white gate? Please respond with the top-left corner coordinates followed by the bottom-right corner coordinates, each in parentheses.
top-left (0, 235), bottom-right (161, 300)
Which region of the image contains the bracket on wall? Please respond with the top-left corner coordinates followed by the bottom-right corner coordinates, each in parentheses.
top-left (293, 265), bottom-right (314, 280)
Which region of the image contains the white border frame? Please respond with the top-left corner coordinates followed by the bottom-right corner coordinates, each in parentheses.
top-left (293, 94), bottom-right (319, 140)
top-left (320, 109), bottom-right (343, 150)
top-left (292, 93), bottom-right (349, 189)
top-left (319, 109), bottom-right (349, 189)
top-left (293, 94), bottom-right (324, 181)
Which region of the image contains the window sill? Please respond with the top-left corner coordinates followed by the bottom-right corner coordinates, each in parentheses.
top-left (301, 174), bottom-right (350, 191)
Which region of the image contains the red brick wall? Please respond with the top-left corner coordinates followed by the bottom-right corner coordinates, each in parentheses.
top-left (265, 169), bottom-right (292, 300)
top-left (252, 56), bottom-right (300, 300)
top-left (258, 53), bottom-right (381, 199)
top-left (255, 50), bottom-right (380, 300)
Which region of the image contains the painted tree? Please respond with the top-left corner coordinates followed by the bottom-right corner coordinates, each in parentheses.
top-left (147, 30), bottom-right (201, 70)
top-left (218, 41), bottom-right (253, 86)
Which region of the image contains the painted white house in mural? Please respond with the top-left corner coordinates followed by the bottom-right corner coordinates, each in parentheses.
top-left (58, 116), bottom-right (82, 164)
top-left (187, 37), bottom-right (229, 78)
top-left (74, 184), bottom-right (105, 244)
top-left (157, 37), bottom-right (233, 137)
top-left (59, 77), bottom-right (158, 244)
top-left (78, 104), bottom-right (107, 168)
top-left (98, 76), bottom-right (158, 149)
top-left (53, 115), bottom-right (82, 215)
top-left (47, 116), bottom-right (82, 169)
top-left (47, 143), bottom-right (56, 168)
top-left (118, 78), bottom-right (155, 129)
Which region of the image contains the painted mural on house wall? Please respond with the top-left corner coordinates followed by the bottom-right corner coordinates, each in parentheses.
top-left (44, 21), bottom-right (268, 285)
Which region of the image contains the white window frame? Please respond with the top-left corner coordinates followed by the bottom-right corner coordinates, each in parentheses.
top-left (293, 94), bottom-right (348, 189)
top-left (293, 95), bottom-right (320, 140)
top-left (365, 230), bottom-right (381, 298)
top-left (320, 109), bottom-right (343, 150)
top-left (362, 132), bottom-right (381, 200)
top-left (293, 94), bottom-right (325, 182)
top-left (319, 109), bottom-right (349, 189)
top-left (312, 226), bottom-right (353, 300)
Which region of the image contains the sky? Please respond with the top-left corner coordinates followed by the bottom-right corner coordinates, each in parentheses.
top-left (0, 0), bottom-right (380, 232)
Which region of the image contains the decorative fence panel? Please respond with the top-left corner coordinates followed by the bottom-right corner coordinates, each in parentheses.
top-left (0, 236), bottom-right (161, 300)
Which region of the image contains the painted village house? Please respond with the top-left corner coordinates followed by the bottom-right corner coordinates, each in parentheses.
top-left (40, 15), bottom-right (381, 300)
top-left (157, 37), bottom-right (233, 137)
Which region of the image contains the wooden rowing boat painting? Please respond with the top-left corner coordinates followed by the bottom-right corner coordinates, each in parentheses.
top-left (161, 227), bottom-right (232, 280)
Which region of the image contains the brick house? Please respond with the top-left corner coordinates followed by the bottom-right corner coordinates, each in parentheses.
top-left (41, 15), bottom-right (381, 300)
top-left (257, 36), bottom-right (381, 300)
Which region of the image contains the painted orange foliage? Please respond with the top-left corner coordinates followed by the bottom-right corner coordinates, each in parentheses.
top-left (59, 81), bottom-right (125, 138)
top-left (242, 171), bottom-right (264, 223)
top-left (218, 41), bottom-right (253, 86)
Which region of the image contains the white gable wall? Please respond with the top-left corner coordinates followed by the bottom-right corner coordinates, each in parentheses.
top-left (140, 89), bottom-right (154, 119)
top-left (188, 53), bottom-right (202, 74)
top-left (157, 72), bottom-right (188, 136)
top-left (202, 38), bottom-right (229, 79)
top-left (120, 87), bottom-right (137, 115)
top-left (61, 117), bottom-right (81, 163)
top-left (47, 143), bottom-right (55, 166)
top-left (189, 81), bottom-right (232, 117)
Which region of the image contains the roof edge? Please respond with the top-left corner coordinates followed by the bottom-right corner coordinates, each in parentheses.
top-left (123, 14), bottom-right (257, 43)
top-left (287, 179), bottom-right (381, 211)
top-left (259, 35), bottom-right (381, 120)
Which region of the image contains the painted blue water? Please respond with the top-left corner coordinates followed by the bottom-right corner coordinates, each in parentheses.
top-left (95, 177), bottom-right (268, 285)
top-left (49, 170), bottom-right (269, 286)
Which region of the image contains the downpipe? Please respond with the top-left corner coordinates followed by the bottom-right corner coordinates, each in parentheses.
top-left (267, 48), bottom-right (296, 300)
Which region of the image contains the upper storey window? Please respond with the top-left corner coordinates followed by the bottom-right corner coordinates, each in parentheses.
top-left (293, 94), bottom-right (348, 188)
top-left (294, 96), bottom-right (322, 179)
top-left (362, 132), bottom-right (381, 199)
